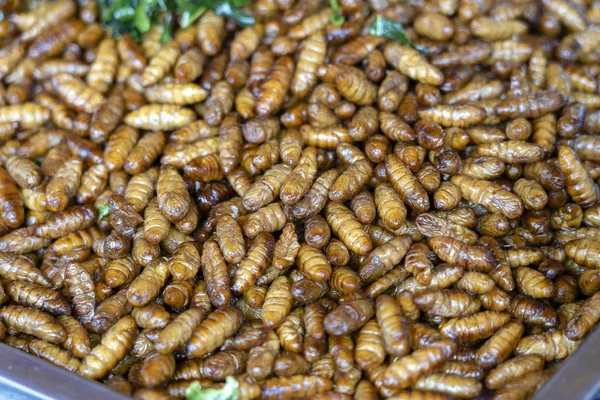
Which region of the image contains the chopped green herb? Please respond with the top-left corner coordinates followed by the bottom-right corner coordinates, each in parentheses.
top-left (179, 3), bottom-right (206, 28)
top-left (34, 156), bottom-right (42, 166)
top-left (99, 0), bottom-right (254, 42)
top-left (369, 15), bottom-right (428, 55)
top-left (328, 0), bottom-right (345, 25)
top-left (186, 376), bottom-right (239, 400)
top-left (160, 12), bottom-right (174, 43)
top-left (98, 204), bottom-right (110, 221)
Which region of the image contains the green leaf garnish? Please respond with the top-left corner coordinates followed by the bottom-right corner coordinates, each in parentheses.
top-left (369, 15), bottom-right (428, 55)
top-left (133, 0), bottom-right (150, 32)
top-left (213, 1), bottom-right (255, 27)
top-left (180, 4), bottom-right (206, 28)
top-left (99, 0), bottom-right (254, 42)
top-left (185, 376), bottom-right (239, 400)
top-left (34, 156), bottom-right (42, 166)
top-left (328, 0), bottom-right (344, 25)
top-left (98, 204), bottom-right (110, 221)
top-left (160, 12), bottom-right (173, 43)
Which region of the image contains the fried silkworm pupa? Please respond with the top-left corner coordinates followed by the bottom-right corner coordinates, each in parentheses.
top-left (77, 316), bottom-right (136, 380)
top-left (261, 375), bottom-right (333, 400)
top-left (0, 166), bottom-right (24, 227)
top-left (64, 262), bottom-right (95, 325)
top-left (126, 257), bottom-right (170, 307)
top-left (439, 311), bottom-right (511, 344)
top-left (325, 202), bottom-right (372, 256)
top-left (28, 339), bottom-right (81, 372)
top-left (57, 315), bottom-right (91, 358)
top-left (324, 299), bottom-right (374, 336)
top-left (0, 305), bottom-right (66, 344)
top-left (5, 281), bottom-right (71, 315)
top-left (262, 276), bottom-right (293, 329)
top-left (186, 306), bottom-right (244, 358)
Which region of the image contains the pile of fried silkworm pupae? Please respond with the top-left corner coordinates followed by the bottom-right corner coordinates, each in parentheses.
top-left (2, 0), bottom-right (600, 399)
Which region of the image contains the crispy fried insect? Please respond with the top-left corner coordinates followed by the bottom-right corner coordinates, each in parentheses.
top-left (261, 375), bottom-right (332, 400)
top-left (156, 166), bottom-right (190, 223)
top-left (373, 294), bottom-right (410, 357)
top-left (86, 38), bottom-right (117, 94)
top-left (354, 319), bottom-right (385, 371)
top-left (200, 238), bottom-right (232, 308)
top-left (328, 159), bottom-right (372, 203)
top-left (429, 237), bottom-right (495, 272)
top-left (126, 257), bottom-right (169, 307)
top-left (486, 355), bottom-right (546, 392)
top-left (256, 56), bottom-right (294, 117)
top-left (566, 239), bottom-right (600, 269)
top-left (328, 334), bottom-right (354, 373)
top-left (360, 234), bottom-right (412, 282)
top-left (451, 174), bottom-right (523, 219)
top-left (35, 205), bottom-right (96, 240)
top-left (515, 331), bottom-right (580, 361)
top-left (304, 215), bottom-right (331, 249)
top-left (52, 74), bottom-right (104, 113)
top-left (476, 321), bottom-right (524, 369)
top-left (104, 256), bottom-right (140, 288)
top-left (412, 373), bottom-right (481, 398)
top-left (77, 316), bottom-right (136, 380)
top-left (350, 190), bottom-right (376, 225)
top-left (333, 65), bottom-right (377, 106)
top-left (418, 104), bottom-right (486, 128)
top-left (262, 276), bottom-right (292, 329)
top-left (375, 183), bottom-right (407, 230)
top-left (197, 11), bottom-right (224, 55)
top-left (325, 202), bottom-right (372, 256)
top-left (273, 223), bottom-right (300, 271)
top-left (494, 91), bottom-right (566, 119)
top-left (63, 262), bottom-right (95, 324)
top-left (233, 232), bottom-right (275, 293)
top-left (291, 32), bottom-right (326, 98)
top-left (386, 154), bottom-right (430, 213)
top-left (125, 104), bottom-right (196, 131)
top-left (131, 303), bottom-right (170, 330)
top-left (6, 280), bottom-right (70, 315)
top-left (558, 146), bottom-right (599, 208)
top-left (414, 289), bottom-right (480, 318)
top-left (213, 117), bottom-right (242, 175)
top-left (57, 315), bottom-right (91, 358)
top-left (280, 147), bottom-right (317, 205)
top-left (476, 141), bottom-right (544, 164)
top-left (173, 48), bottom-right (204, 83)
top-left (0, 305), bottom-right (66, 344)
top-left (439, 311), bottom-right (511, 344)
top-left (139, 351), bottom-right (176, 388)
top-left (384, 336), bottom-right (457, 389)
top-left (186, 305), bottom-right (244, 358)
top-left (5, 155), bottom-right (41, 188)
top-left (116, 33), bottom-right (146, 71)
top-left (514, 267), bottom-right (554, 299)
top-left (28, 339), bottom-right (81, 372)
top-left (28, 20), bottom-right (84, 59)
top-left (244, 202), bottom-right (288, 239)
top-left (102, 126), bottom-right (138, 172)
top-left (0, 165), bottom-right (23, 227)
top-left (323, 299), bottom-right (374, 337)
top-left (153, 308), bottom-right (205, 355)
top-left (384, 43), bottom-right (443, 85)
top-left (297, 243), bottom-right (331, 282)
top-left (564, 292), bottom-right (600, 340)
top-left (141, 41), bottom-right (180, 87)
top-left (92, 288), bottom-right (133, 332)
top-left (378, 71), bottom-right (408, 113)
